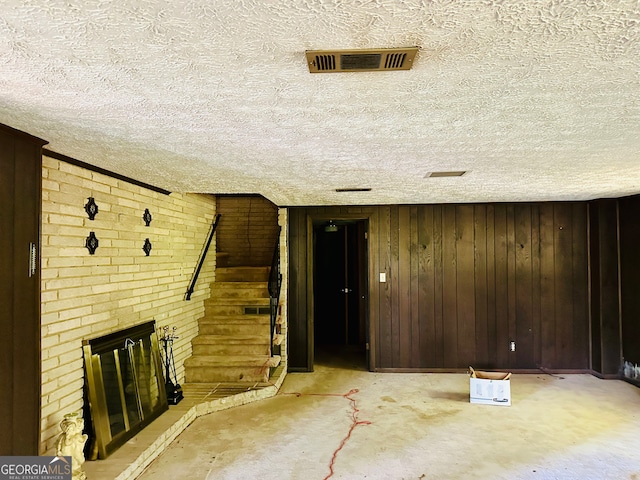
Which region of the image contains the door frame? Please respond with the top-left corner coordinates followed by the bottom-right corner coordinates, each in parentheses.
top-left (306, 213), bottom-right (376, 371)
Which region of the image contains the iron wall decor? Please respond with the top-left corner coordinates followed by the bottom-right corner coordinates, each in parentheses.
top-left (142, 238), bottom-right (152, 256)
top-left (84, 197), bottom-right (98, 220)
top-left (143, 208), bottom-right (152, 226)
top-left (86, 231), bottom-right (99, 254)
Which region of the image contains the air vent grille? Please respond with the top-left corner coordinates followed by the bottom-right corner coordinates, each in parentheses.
top-left (385, 53), bottom-right (406, 69)
top-left (426, 171), bottom-right (467, 178)
top-left (306, 47), bottom-right (418, 73)
top-left (315, 54), bottom-right (336, 71)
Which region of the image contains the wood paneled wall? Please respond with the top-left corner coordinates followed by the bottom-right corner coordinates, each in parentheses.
top-left (0, 124), bottom-right (47, 454)
top-left (216, 195), bottom-right (279, 267)
top-left (589, 199), bottom-right (622, 376)
top-left (618, 195), bottom-right (640, 370)
top-left (288, 203), bottom-right (590, 372)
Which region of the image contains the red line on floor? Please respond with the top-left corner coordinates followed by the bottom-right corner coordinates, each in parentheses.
top-left (279, 388), bottom-right (372, 480)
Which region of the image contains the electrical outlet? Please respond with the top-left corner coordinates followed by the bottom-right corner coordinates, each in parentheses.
top-left (509, 341), bottom-right (516, 352)
top-left (379, 272), bottom-right (386, 283)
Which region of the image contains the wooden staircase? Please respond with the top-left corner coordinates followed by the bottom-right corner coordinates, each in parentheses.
top-left (184, 267), bottom-right (281, 384)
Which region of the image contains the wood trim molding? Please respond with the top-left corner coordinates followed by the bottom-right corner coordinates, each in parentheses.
top-left (43, 149), bottom-right (171, 196)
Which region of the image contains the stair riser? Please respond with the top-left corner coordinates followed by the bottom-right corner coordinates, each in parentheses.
top-left (211, 282), bottom-right (269, 297)
top-left (192, 344), bottom-right (270, 356)
top-left (205, 299), bottom-right (271, 308)
top-left (199, 315), bottom-right (270, 325)
top-left (185, 366), bottom-right (269, 383)
top-left (216, 268), bottom-right (270, 282)
top-left (205, 305), bottom-right (270, 315)
top-left (209, 290), bottom-right (269, 303)
top-left (199, 324), bottom-right (270, 335)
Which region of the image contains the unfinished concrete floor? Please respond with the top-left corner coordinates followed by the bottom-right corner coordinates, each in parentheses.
top-left (137, 349), bottom-right (640, 480)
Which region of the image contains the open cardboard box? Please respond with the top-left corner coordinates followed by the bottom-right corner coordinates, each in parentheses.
top-left (469, 367), bottom-right (512, 406)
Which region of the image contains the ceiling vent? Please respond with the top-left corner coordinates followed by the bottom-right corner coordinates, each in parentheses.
top-left (426, 171), bottom-right (467, 178)
top-left (306, 47), bottom-right (419, 73)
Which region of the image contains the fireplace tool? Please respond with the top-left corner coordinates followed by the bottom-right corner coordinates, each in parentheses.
top-left (160, 326), bottom-right (183, 405)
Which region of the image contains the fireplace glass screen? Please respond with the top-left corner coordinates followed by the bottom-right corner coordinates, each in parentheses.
top-left (83, 321), bottom-right (168, 458)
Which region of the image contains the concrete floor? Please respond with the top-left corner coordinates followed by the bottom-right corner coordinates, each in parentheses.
top-left (137, 349), bottom-right (640, 480)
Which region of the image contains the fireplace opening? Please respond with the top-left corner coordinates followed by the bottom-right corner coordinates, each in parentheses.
top-left (83, 321), bottom-right (169, 459)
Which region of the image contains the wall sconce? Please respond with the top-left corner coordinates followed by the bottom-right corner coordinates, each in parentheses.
top-left (142, 238), bottom-right (152, 256)
top-left (143, 208), bottom-right (152, 226)
top-left (84, 197), bottom-right (98, 220)
top-left (86, 232), bottom-right (99, 254)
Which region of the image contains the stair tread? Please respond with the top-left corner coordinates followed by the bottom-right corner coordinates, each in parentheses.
top-left (199, 315), bottom-right (270, 323)
top-left (213, 282), bottom-right (269, 288)
top-left (205, 298), bottom-right (270, 305)
top-left (193, 334), bottom-right (269, 343)
top-left (185, 355), bottom-right (278, 367)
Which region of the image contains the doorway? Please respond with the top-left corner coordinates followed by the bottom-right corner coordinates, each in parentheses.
top-left (312, 219), bottom-right (368, 370)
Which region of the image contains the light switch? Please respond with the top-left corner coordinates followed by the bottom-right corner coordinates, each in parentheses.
top-left (380, 272), bottom-right (386, 283)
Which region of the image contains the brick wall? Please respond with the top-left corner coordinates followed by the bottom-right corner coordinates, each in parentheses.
top-left (40, 156), bottom-right (216, 454)
top-left (215, 196), bottom-right (279, 266)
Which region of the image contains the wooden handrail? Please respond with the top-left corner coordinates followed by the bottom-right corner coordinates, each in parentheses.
top-left (185, 214), bottom-right (221, 300)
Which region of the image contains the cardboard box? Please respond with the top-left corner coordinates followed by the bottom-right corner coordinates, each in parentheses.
top-left (469, 367), bottom-right (512, 406)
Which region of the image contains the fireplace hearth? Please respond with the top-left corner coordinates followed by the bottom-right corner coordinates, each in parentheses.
top-left (83, 321), bottom-right (169, 459)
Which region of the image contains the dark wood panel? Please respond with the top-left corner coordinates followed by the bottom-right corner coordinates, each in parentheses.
top-left (286, 208), bottom-right (309, 371)
top-left (12, 139), bottom-right (42, 454)
top-left (506, 205), bottom-right (517, 368)
top-left (473, 205), bottom-right (489, 367)
top-left (417, 206), bottom-right (435, 367)
top-left (432, 205), bottom-right (444, 368)
top-left (571, 202), bottom-right (589, 368)
top-left (0, 123), bottom-right (46, 455)
top-left (588, 204), bottom-right (602, 371)
top-left (485, 205), bottom-right (498, 368)
top-left (539, 203), bottom-right (557, 368)
top-left (530, 204), bottom-right (542, 368)
top-left (493, 204), bottom-right (510, 368)
top-left (441, 205), bottom-right (458, 367)
top-left (390, 206), bottom-right (401, 367)
top-left (456, 205), bottom-right (475, 368)
top-left (619, 195), bottom-right (640, 366)
top-left (554, 205), bottom-right (575, 368)
top-left (514, 204), bottom-right (534, 368)
top-left (592, 199), bottom-right (622, 375)
top-left (0, 131), bottom-right (16, 456)
top-left (408, 206), bottom-right (420, 367)
top-left (378, 206), bottom-right (392, 368)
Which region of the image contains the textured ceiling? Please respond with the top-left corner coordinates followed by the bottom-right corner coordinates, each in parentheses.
top-left (2, 0), bottom-right (639, 206)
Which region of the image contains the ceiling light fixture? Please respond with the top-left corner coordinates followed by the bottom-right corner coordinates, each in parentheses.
top-left (325, 220), bottom-right (339, 233)
top-left (306, 47), bottom-right (419, 73)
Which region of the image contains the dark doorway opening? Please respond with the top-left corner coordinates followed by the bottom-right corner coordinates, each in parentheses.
top-left (313, 219), bottom-right (368, 370)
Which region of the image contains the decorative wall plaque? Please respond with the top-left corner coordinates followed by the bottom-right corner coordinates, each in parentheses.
top-left (84, 197), bottom-right (98, 220)
top-left (86, 232), bottom-right (99, 254)
top-left (143, 208), bottom-right (152, 226)
top-left (142, 238), bottom-right (152, 256)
